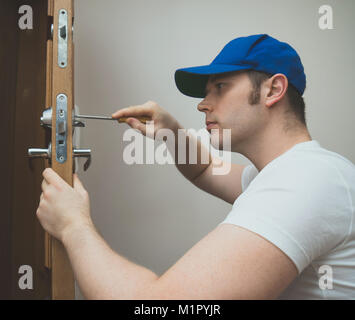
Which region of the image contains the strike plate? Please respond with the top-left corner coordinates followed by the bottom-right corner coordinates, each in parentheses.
top-left (56, 94), bottom-right (68, 163)
top-left (58, 9), bottom-right (68, 68)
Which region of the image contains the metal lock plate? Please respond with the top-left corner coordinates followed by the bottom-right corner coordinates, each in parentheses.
top-left (58, 9), bottom-right (68, 68)
top-left (56, 94), bottom-right (68, 163)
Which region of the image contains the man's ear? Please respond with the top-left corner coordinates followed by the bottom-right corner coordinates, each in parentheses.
top-left (264, 74), bottom-right (288, 108)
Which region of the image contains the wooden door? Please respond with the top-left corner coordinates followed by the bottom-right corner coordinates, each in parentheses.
top-left (0, 0), bottom-right (75, 299)
top-left (47, 0), bottom-right (75, 300)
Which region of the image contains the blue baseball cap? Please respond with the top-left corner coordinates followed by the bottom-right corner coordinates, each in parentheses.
top-left (175, 34), bottom-right (306, 98)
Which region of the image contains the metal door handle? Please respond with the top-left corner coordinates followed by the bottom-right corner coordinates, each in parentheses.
top-left (73, 148), bottom-right (91, 171)
top-left (28, 143), bottom-right (92, 171)
top-left (28, 143), bottom-right (52, 159)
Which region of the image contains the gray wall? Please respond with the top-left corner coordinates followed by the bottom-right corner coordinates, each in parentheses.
top-left (73, 0), bottom-right (354, 298)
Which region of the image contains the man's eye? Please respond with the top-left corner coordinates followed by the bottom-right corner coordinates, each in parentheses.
top-left (216, 83), bottom-right (225, 89)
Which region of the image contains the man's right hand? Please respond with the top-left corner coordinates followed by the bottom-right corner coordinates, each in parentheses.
top-left (111, 101), bottom-right (181, 139)
top-left (112, 101), bottom-right (245, 205)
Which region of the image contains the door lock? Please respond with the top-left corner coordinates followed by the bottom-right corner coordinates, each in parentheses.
top-left (41, 107), bottom-right (85, 129)
top-left (30, 103), bottom-right (92, 171)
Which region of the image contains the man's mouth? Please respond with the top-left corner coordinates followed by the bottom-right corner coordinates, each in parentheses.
top-left (206, 121), bottom-right (218, 131)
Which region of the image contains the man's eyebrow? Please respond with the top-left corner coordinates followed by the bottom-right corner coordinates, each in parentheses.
top-left (210, 75), bottom-right (231, 83)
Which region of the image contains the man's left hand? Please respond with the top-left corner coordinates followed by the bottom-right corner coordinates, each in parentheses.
top-left (37, 168), bottom-right (93, 243)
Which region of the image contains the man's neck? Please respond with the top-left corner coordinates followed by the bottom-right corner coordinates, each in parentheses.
top-left (238, 128), bottom-right (312, 172)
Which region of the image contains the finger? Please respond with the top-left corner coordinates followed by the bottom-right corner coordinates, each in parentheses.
top-left (41, 184), bottom-right (56, 200)
top-left (112, 106), bottom-right (152, 118)
top-left (111, 104), bottom-right (153, 119)
top-left (41, 178), bottom-right (49, 192)
top-left (42, 168), bottom-right (67, 189)
top-left (126, 117), bottom-right (148, 135)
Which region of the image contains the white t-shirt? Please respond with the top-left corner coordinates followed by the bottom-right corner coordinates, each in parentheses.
top-left (220, 140), bottom-right (355, 299)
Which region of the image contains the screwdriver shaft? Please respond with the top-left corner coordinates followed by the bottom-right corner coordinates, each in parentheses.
top-left (75, 114), bottom-right (113, 120)
top-left (75, 114), bottom-right (150, 124)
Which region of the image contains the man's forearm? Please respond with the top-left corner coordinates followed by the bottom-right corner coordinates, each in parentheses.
top-left (168, 124), bottom-right (213, 182)
top-left (62, 224), bottom-right (159, 299)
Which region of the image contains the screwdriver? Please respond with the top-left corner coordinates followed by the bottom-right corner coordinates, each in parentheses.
top-left (74, 114), bottom-right (151, 124)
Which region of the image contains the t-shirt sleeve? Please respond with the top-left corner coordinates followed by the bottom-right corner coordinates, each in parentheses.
top-left (241, 164), bottom-right (259, 192)
top-left (220, 159), bottom-right (351, 274)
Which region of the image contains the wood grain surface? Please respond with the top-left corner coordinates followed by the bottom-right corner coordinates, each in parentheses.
top-left (49, 0), bottom-right (75, 300)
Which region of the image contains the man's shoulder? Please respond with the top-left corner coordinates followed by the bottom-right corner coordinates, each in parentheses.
top-left (248, 145), bottom-right (355, 194)
top-left (282, 144), bottom-right (354, 183)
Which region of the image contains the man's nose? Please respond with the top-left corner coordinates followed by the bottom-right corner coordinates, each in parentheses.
top-left (197, 99), bottom-right (213, 112)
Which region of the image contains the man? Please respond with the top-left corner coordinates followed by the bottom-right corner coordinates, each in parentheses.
top-left (37, 34), bottom-right (355, 299)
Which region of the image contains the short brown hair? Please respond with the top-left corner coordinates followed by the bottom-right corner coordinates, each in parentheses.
top-left (246, 70), bottom-right (307, 127)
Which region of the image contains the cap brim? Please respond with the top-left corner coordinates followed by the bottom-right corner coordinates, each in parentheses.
top-left (174, 64), bottom-right (251, 98)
